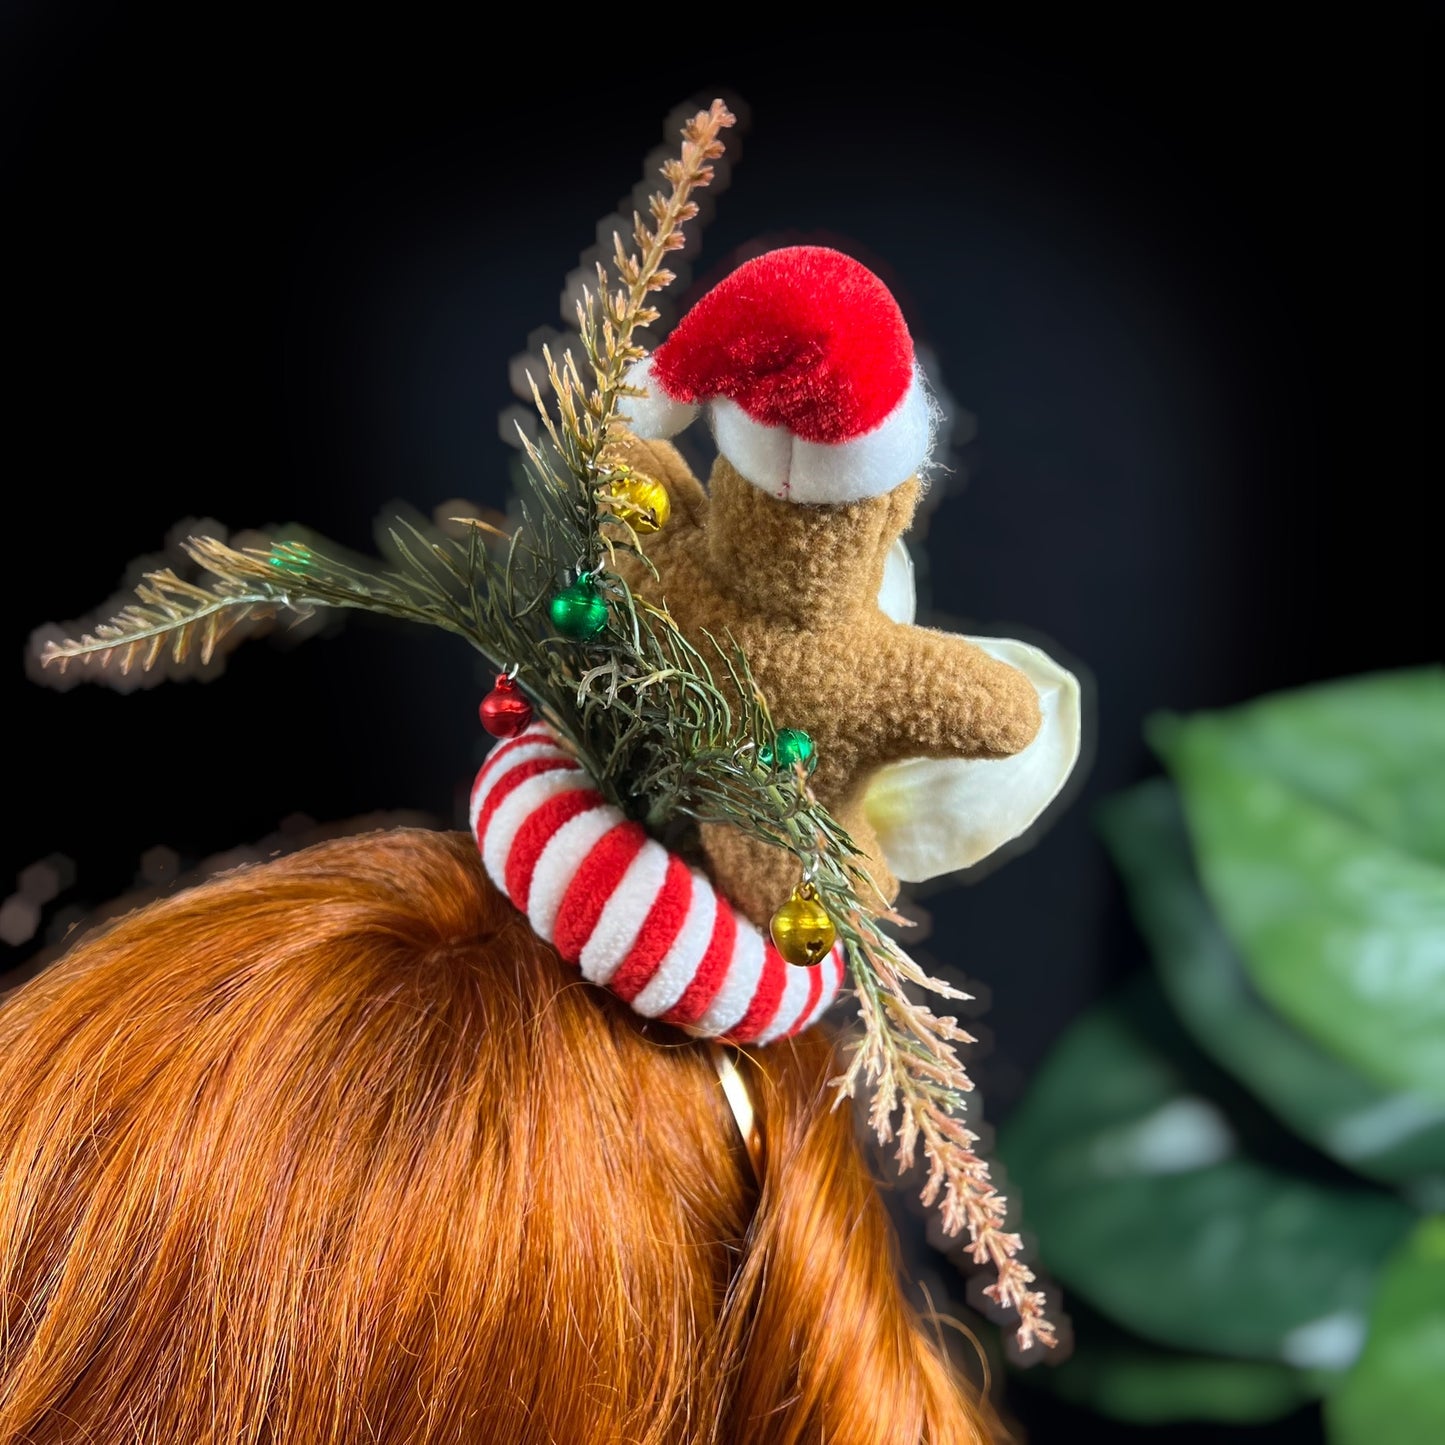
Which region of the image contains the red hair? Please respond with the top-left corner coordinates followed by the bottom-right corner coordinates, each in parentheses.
top-left (0, 829), bottom-right (1005, 1444)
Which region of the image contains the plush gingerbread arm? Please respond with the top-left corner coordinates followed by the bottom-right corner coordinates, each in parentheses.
top-left (860, 620), bottom-right (1043, 767)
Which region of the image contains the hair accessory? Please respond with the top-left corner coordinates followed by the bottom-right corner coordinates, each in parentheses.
top-left (33, 99), bottom-right (1073, 1351)
top-left (471, 721), bottom-right (844, 1043)
top-left (710, 1044), bottom-right (763, 1184)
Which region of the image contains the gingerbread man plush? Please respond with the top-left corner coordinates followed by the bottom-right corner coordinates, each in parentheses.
top-left (608, 246), bottom-right (1080, 927)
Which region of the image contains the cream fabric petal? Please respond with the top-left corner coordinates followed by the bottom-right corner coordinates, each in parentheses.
top-left (867, 541), bottom-right (1082, 881)
top-left (877, 536), bottom-right (918, 625)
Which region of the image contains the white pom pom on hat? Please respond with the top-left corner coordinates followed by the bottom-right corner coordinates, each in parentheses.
top-left (618, 245), bottom-right (933, 505)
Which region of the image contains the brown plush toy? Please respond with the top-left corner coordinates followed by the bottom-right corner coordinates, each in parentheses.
top-left (606, 246), bottom-right (1068, 927)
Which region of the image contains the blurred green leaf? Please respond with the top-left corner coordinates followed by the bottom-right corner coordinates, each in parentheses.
top-left (1098, 779), bottom-right (1445, 1191)
top-left (1155, 669), bottom-right (1445, 864)
top-left (1042, 1341), bottom-right (1315, 1425)
top-left (1326, 1216), bottom-right (1445, 1445)
top-left (998, 981), bottom-right (1413, 1362)
top-left (1151, 678), bottom-right (1445, 1102)
top-left (1026, 1297), bottom-right (1319, 1425)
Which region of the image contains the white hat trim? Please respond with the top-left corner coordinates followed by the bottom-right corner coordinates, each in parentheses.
top-left (712, 366), bottom-right (933, 504)
top-left (616, 357), bottom-right (699, 440)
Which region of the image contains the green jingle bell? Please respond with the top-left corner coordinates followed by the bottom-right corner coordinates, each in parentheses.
top-left (759, 727), bottom-right (817, 774)
top-left (549, 578), bottom-right (609, 639)
top-left (266, 542), bottom-right (313, 575)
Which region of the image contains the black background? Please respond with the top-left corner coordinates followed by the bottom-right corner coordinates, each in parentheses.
top-left (2, 6), bottom-right (1426, 1441)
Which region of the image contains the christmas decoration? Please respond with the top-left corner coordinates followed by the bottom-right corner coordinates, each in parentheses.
top-left (266, 542), bottom-right (313, 574)
top-left (472, 721), bottom-right (844, 1042)
top-left (759, 727), bottom-right (817, 774)
top-left (548, 577), bottom-right (608, 639)
top-left (606, 468), bottom-right (671, 534)
top-left (618, 246), bottom-right (931, 505)
top-left (478, 672), bottom-right (533, 738)
top-left (604, 407), bottom-right (1053, 925)
top-left (769, 880), bottom-right (836, 967)
top-left (35, 99), bottom-right (1078, 1351)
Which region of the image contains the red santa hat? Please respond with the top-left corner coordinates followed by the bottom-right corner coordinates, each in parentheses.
top-left (619, 246), bottom-right (934, 505)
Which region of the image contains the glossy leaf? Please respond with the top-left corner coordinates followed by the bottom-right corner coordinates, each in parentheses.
top-left (998, 981), bottom-right (1413, 1361)
top-left (1098, 779), bottom-right (1445, 1190)
top-left (1156, 668), bottom-right (1445, 866)
top-left (1152, 684), bottom-right (1445, 1102)
top-left (1326, 1216), bottom-right (1445, 1445)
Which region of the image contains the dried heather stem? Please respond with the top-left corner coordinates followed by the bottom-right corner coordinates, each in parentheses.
top-left (535, 100), bottom-right (735, 571)
top-left (836, 926), bottom-right (1056, 1352)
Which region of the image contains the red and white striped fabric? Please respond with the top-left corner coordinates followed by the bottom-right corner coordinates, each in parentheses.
top-left (470, 722), bottom-right (847, 1044)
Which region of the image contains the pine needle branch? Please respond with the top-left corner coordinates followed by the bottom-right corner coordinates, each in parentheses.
top-left (39, 568), bottom-right (282, 675)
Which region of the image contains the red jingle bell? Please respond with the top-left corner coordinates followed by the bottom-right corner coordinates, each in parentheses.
top-left (479, 674), bottom-right (533, 738)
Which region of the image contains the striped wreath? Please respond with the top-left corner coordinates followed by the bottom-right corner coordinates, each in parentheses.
top-left (471, 722), bottom-right (845, 1045)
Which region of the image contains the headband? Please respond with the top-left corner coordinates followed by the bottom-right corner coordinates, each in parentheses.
top-left (33, 100), bottom-right (1078, 1353)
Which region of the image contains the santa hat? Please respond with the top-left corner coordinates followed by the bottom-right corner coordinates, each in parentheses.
top-left (619, 246), bottom-right (934, 505)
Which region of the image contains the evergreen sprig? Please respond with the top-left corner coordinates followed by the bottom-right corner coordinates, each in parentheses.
top-left (36, 100), bottom-right (1055, 1350)
top-left (38, 566), bottom-right (277, 677)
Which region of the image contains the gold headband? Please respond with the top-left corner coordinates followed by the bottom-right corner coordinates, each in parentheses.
top-left (710, 1044), bottom-right (762, 1184)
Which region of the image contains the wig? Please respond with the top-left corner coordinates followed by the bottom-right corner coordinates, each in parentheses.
top-left (0, 828), bottom-right (1004, 1444)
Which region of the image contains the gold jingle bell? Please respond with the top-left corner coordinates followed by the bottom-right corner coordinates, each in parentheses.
top-left (608, 470), bottom-right (671, 535)
top-left (769, 881), bottom-right (836, 967)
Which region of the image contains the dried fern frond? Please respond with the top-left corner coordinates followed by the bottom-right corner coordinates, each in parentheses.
top-left (39, 568), bottom-right (280, 675)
